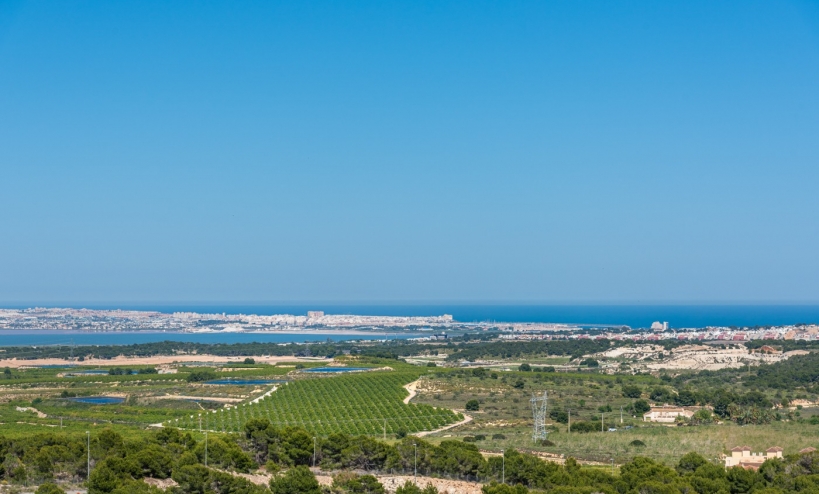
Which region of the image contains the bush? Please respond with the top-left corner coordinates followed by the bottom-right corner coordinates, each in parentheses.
top-left (426, 362), bottom-right (437, 367)
top-left (536, 439), bottom-right (555, 446)
top-left (270, 466), bottom-right (321, 494)
top-left (244, 358), bottom-right (256, 364)
top-left (541, 366), bottom-right (555, 372)
top-left (569, 421), bottom-right (598, 433)
top-left (474, 435), bottom-right (486, 441)
top-left (332, 472), bottom-right (385, 494)
top-left (265, 460), bottom-right (281, 474)
top-left (36, 484), bottom-right (65, 494)
top-left (396, 480), bottom-right (439, 494)
top-left (186, 369), bottom-right (217, 382)
top-left (634, 399), bottom-right (651, 415)
top-left (513, 379), bottom-right (525, 389)
top-left (463, 436), bottom-right (476, 442)
top-left (465, 399), bottom-right (480, 411)
top-left (491, 434), bottom-right (506, 440)
top-left (519, 363), bottom-right (532, 372)
top-left (630, 439), bottom-right (646, 447)
top-left (549, 409), bottom-right (569, 424)
top-left (581, 358), bottom-right (599, 367)
top-left (622, 385), bottom-right (642, 398)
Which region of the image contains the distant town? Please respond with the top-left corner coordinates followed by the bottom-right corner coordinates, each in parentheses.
top-left (0, 307), bottom-right (817, 342)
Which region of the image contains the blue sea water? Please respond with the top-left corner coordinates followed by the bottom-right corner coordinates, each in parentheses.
top-left (0, 331), bottom-right (412, 347)
top-left (2, 306), bottom-right (819, 348)
top-left (75, 304), bottom-right (819, 329)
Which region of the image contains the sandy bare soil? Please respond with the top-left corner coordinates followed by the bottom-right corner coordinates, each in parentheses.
top-left (315, 472), bottom-right (483, 494)
top-left (402, 379), bottom-right (473, 437)
top-left (598, 344), bottom-right (807, 371)
top-left (225, 469), bottom-right (484, 494)
top-left (0, 354), bottom-right (321, 368)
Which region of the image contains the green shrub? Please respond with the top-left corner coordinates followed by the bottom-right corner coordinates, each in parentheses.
top-left (186, 369), bottom-right (217, 382)
top-left (36, 483), bottom-right (65, 494)
top-left (622, 385), bottom-right (642, 398)
top-left (270, 466), bottom-right (321, 494)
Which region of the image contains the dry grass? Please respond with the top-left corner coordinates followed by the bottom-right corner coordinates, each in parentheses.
top-left (429, 421), bottom-right (819, 465)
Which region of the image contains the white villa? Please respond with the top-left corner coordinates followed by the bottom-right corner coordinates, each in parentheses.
top-left (724, 446), bottom-right (783, 470)
top-left (642, 405), bottom-right (696, 423)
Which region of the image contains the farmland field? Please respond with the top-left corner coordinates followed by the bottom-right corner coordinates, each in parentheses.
top-left (170, 370), bottom-right (462, 435)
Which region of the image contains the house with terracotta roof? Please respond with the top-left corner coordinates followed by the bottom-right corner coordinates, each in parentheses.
top-left (724, 446), bottom-right (783, 470)
top-left (800, 447), bottom-right (817, 454)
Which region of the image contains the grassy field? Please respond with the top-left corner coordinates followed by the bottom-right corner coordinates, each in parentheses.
top-left (411, 366), bottom-right (819, 464)
top-left (421, 420), bottom-right (819, 465)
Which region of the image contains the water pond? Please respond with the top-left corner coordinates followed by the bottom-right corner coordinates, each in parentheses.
top-left (302, 367), bottom-right (370, 373)
top-left (205, 379), bottom-right (285, 385)
top-left (64, 370), bottom-right (109, 376)
top-left (67, 396), bottom-right (125, 404)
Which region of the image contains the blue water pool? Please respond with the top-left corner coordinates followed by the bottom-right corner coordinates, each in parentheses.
top-left (65, 370), bottom-right (109, 376)
top-left (302, 367), bottom-right (370, 373)
top-left (67, 396), bottom-right (125, 404)
top-left (205, 379), bottom-right (284, 385)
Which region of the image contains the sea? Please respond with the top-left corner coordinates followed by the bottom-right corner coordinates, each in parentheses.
top-left (2, 304), bottom-right (818, 347)
top-left (96, 303), bottom-right (819, 328)
top-left (0, 331), bottom-right (411, 347)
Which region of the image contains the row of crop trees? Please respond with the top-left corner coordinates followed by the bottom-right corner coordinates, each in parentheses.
top-left (169, 373), bottom-right (460, 435)
top-left (6, 420), bottom-right (819, 494)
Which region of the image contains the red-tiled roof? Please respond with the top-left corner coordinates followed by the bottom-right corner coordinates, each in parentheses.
top-left (800, 447), bottom-right (817, 454)
top-left (766, 447), bottom-right (783, 452)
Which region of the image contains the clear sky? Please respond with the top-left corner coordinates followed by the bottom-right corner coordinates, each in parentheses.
top-left (1, 1), bottom-right (818, 304)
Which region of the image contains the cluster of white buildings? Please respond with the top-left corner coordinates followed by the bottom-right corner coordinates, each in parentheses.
top-left (499, 325), bottom-right (819, 342)
top-left (1, 308), bottom-right (816, 339)
top-left (0, 308), bottom-right (457, 332)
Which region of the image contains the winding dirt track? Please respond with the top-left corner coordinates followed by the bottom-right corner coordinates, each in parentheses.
top-left (403, 379), bottom-right (473, 437)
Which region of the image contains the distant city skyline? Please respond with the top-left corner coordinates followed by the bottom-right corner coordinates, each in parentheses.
top-left (1, 1), bottom-right (818, 303)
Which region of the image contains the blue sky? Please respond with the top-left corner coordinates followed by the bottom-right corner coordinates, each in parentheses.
top-left (1, 1), bottom-right (818, 304)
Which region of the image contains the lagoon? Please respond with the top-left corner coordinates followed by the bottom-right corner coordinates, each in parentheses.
top-left (0, 330), bottom-right (415, 347)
